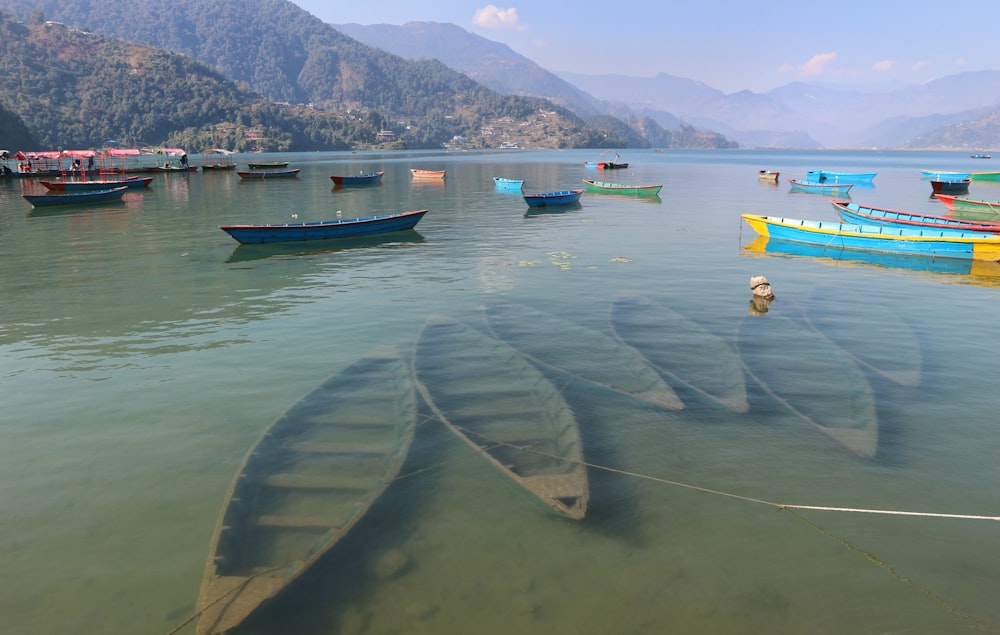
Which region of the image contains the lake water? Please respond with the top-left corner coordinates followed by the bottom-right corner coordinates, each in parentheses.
top-left (3, 149), bottom-right (1000, 635)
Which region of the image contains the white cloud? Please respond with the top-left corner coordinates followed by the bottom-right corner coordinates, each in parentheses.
top-left (872, 60), bottom-right (895, 72)
top-left (778, 52), bottom-right (837, 77)
top-left (912, 60), bottom-right (930, 72)
top-left (472, 5), bottom-right (524, 30)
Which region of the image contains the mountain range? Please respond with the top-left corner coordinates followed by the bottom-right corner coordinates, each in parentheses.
top-left (2, 0), bottom-right (999, 150)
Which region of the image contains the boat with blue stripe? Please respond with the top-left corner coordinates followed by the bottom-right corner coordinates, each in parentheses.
top-left (831, 200), bottom-right (1000, 233)
top-left (803, 170), bottom-right (877, 183)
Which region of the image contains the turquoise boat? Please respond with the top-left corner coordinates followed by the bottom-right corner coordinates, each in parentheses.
top-left (921, 170), bottom-right (970, 179)
top-left (741, 213), bottom-right (1000, 261)
top-left (831, 200), bottom-right (1000, 233)
top-left (219, 209), bottom-right (427, 244)
top-left (582, 179), bottom-right (662, 196)
top-left (788, 178), bottom-right (853, 195)
top-left (803, 170), bottom-right (877, 183)
top-left (493, 176), bottom-right (524, 191)
top-left (22, 186), bottom-right (128, 207)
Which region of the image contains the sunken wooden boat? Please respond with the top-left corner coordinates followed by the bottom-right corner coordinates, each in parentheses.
top-left (330, 171), bottom-right (384, 186)
top-left (414, 315), bottom-right (589, 520)
top-left (741, 213), bottom-right (1000, 261)
top-left (523, 189), bottom-right (583, 207)
top-left (831, 200), bottom-right (1000, 233)
top-left (196, 346), bottom-right (417, 635)
top-left (803, 287), bottom-right (922, 387)
top-left (737, 312), bottom-right (878, 457)
top-left (237, 168), bottom-right (301, 179)
top-left (40, 176), bottom-right (152, 191)
top-left (219, 209), bottom-right (427, 244)
top-left (610, 293), bottom-right (748, 413)
top-left (581, 179), bottom-right (662, 196)
top-left (22, 186), bottom-right (128, 207)
top-left (484, 302), bottom-right (682, 410)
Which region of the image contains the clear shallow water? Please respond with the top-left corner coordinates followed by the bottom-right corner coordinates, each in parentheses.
top-left (3, 149), bottom-right (1000, 634)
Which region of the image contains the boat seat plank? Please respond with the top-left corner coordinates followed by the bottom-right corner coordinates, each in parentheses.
top-left (254, 514), bottom-right (346, 529)
top-left (264, 473), bottom-right (380, 490)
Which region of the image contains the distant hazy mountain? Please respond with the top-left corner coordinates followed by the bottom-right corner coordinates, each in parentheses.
top-left (332, 22), bottom-right (604, 116)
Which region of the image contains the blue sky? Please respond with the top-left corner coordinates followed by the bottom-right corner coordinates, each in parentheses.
top-left (288, 0), bottom-right (1000, 94)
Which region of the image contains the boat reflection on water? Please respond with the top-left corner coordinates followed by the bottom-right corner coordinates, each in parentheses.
top-left (741, 235), bottom-right (1000, 287)
top-left (523, 201), bottom-right (583, 218)
top-left (225, 231), bottom-right (426, 263)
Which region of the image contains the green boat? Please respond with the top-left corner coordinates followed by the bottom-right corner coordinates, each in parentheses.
top-left (582, 179), bottom-right (662, 196)
top-left (970, 171), bottom-right (1000, 181)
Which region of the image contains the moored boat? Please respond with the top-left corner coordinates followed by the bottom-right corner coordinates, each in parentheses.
top-left (330, 171), bottom-right (384, 186)
top-left (970, 171), bottom-right (1000, 181)
top-left (741, 213), bottom-right (1000, 261)
top-left (758, 170), bottom-right (780, 182)
top-left (933, 194), bottom-right (1000, 216)
top-left (23, 186), bottom-right (128, 207)
top-left (582, 179), bottom-right (662, 196)
top-left (219, 209), bottom-right (427, 244)
top-left (523, 189), bottom-right (583, 207)
top-left (414, 314), bottom-right (589, 520)
top-left (803, 170), bottom-right (877, 183)
top-left (493, 177), bottom-right (524, 191)
top-left (788, 178), bottom-right (853, 195)
top-left (737, 310), bottom-right (878, 457)
top-left (483, 302), bottom-right (683, 410)
top-left (409, 168), bottom-right (446, 179)
top-left (40, 176), bottom-right (153, 191)
top-left (195, 346), bottom-right (417, 635)
top-left (920, 170), bottom-right (970, 179)
top-left (237, 168), bottom-right (301, 179)
top-left (610, 293), bottom-right (748, 413)
top-left (246, 161), bottom-right (290, 169)
top-left (971, 153), bottom-right (992, 159)
top-left (831, 200), bottom-right (1000, 233)
top-left (930, 178), bottom-right (971, 194)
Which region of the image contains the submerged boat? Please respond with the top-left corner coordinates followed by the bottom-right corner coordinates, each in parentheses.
top-left (219, 209), bottom-right (427, 244)
top-left (741, 213), bottom-right (1000, 261)
top-left (803, 170), bottom-right (877, 183)
top-left (22, 186), bottom-right (128, 207)
top-left (523, 189), bottom-right (583, 207)
top-left (737, 311), bottom-right (878, 457)
top-left (483, 302), bottom-right (683, 410)
top-left (610, 293), bottom-right (748, 413)
top-left (788, 178), bottom-right (853, 195)
top-left (237, 168), bottom-right (301, 179)
top-left (40, 176), bottom-right (153, 191)
top-left (414, 315), bottom-right (589, 520)
top-left (581, 179), bottom-right (662, 196)
top-left (758, 170), bottom-right (780, 182)
top-left (196, 346), bottom-right (417, 635)
top-left (831, 200), bottom-right (1000, 233)
top-left (493, 177), bottom-right (524, 191)
top-left (330, 171), bottom-right (384, 186)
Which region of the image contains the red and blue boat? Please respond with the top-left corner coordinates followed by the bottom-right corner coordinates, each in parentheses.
top-left (330, 171), bottom-right (384, 186)
top-left (831, 200), bottom-right (1000, 233)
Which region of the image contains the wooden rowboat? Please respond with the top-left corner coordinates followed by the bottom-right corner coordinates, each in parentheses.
top-left (737, 311), bottom-right (878, 457)
top-left (493, 177), bottom-right (524, 191)
top-left (803, 170), bottom-right (877, 183)
top-left (22, 186), bottom-right (128, 207)
top-left (246, 161), bottom-right (290, 169)
top-left (484, 302), bottom-right (683, 410)
top-left (237, 169), bottom-right (300, 179)
top-left (409, 169), bottom-right (446, 179)
top-left (523, 189), bottom-right (583, 207)
top-left (788, 178), bottom-right (853, 195)
top-left (196, 346), bottom-right (417, 635)
top-left (610, 293), bottom-right (748, 413)
top-left (741, 213), bottom-right (1000, 261)
top-left (758, 170), bottom-right (780, 182)
top-left (414, 315), bottom-right (589, 520)
top-left (930, 178), bottom-right (971, 194)
top-left (581, 179), bottom-right (662, 196)
top-left (330, 171), bottom-right (383, 186)
top-left (219, 209), bottom-right (427, 244)
top-left (831, 200), bottom-right (1000, 233)
top-left (40, 176), bottom-right (152, 191)
top-left (933, 194), bottom-right (1000, 216)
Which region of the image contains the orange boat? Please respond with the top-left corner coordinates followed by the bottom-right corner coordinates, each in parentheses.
top-left (410, 168), bottom-right (446, 179)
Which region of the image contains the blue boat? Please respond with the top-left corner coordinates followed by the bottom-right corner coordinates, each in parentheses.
top-left (237, 168), bottom-right (300, 179)
top-left (803, 170), bottom-right (877, 183)
top-left (931, 178), bottom-right (971, 194)
top-left (40, 176), bottom-right (153, 191)
top-left (741, 213), bottom-right (1000, 261)
top-left (788, 178), bottom-right (853, 195)
top-left (22, 186), bottom-right (128, 207)
top-left (831, 200), bottom-right (1000, 233)
top-left (493, 177), bottom-right (524, 191)
top-left (330, 171), bottom-right (383, 186)
top-left (219, 209), bottom-right (428, 244)
top-left (523, 189), bottom-right (583, 207)
top-left (921, 170), bottom-right (970, 179)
